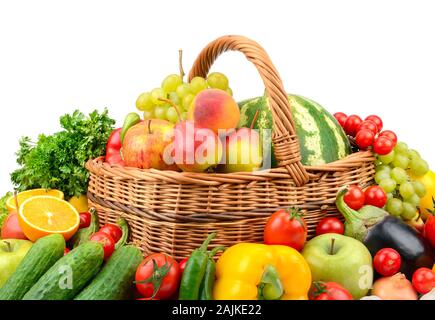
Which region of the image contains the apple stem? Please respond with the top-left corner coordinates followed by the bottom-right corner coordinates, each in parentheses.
top-left (179, 49), bottom-right (185, 81)
top-left (330, 238), bottom-right (336, 255)
top-left (158, 98), bottom-right (182, 121)
top-left (250, 110), bottom-right (260, 130)
top-left (13, 191), bottom-right (19, 211)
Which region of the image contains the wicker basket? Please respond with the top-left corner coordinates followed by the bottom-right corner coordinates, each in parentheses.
top-left (86, 35), bottom-right (375, 260)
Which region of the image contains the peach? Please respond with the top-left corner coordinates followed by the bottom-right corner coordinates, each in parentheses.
top-left (122, 119), bottom-right (178, 170)
top-left (191, 89), bottom-right (240, 134)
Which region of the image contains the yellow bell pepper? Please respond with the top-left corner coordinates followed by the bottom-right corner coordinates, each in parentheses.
top-left (213, 243), bottom-right (311, 300)
top-left (414, 170), bottom-right (435, 220)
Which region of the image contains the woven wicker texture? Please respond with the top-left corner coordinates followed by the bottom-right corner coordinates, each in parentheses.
top-left (86, 35), bottom-right (375, 260)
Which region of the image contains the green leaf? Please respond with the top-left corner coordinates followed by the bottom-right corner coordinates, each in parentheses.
top-left (10, 108), bottom-right (115, 198)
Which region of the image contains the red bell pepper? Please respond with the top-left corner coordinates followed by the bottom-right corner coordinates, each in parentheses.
top-left (105, 128), bottom-right (124, 166)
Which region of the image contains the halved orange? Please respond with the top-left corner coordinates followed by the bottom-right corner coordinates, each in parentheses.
top-left (18, 196), bottom-right (79, 241)
top-left (6, 189), bottom-right (64, 213)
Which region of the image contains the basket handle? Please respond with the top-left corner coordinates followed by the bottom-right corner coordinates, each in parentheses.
top-left (188, 35), bottom-right (309, 186)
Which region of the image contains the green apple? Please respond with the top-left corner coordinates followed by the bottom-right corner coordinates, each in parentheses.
top-left (302, 233), bottom-right (373, 299)
top-left (0, 239), bottom-right (33, 288)
top-left (221, 128), bottom-right (263, 173)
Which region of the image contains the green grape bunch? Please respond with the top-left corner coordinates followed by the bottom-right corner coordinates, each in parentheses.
top-left (135, 67), bottom-right (233, 124)
top-left (375, 141), bottom-right (430, 220)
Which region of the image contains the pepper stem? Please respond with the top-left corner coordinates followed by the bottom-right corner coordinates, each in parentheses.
top-left (209, 246), bottom-right (226, 257)
top-left (258, 265), bottom-right (284, 300)
top-left (199, 233), bottom-right (217, 252)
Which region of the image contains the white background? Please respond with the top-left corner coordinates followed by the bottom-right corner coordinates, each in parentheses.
top-left (0, 0), bottom-right (434, 195)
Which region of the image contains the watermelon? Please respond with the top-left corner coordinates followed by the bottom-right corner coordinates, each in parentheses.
top-left (238, 94), bottom-right (351, 167)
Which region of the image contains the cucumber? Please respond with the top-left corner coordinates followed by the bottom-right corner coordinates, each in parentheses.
top-left (0, 234), bottom-right (65, 300)
top-left (22, 241), bottom-right (104, 300)
top-left (75, 245), bottom-right (142, 300)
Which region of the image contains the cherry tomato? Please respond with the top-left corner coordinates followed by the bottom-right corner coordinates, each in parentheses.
top-left (373, 136), bottom-right (395, 155)
top-left (343, 185), bottom-right (365, 210)
top-left (412, 267), bottom-right (435, 294)
top-left (424, 215), bottom-right (435, 248)
top-left (373, 248), bottom-right (401, 276)
top-left (378, 130), bottom-right (398, 145)
top-left (357, 120), bottom-right (379, 135)
top-left (89, 232), bottom-right (115, 260)
top-left (355, 129), bottom-right (375, 150)
top-left (64, 248), bottom-right (70, 256)
top-left (99, 224), bottom-right (123, 243)
top-left (179, 258), bottom-right (188, 273)
top-left (365, 115), bottom-right (383, 132)
top-left (79, 212), bottom-right (91, 229)
top-left (333, 112), bottom-right (348, 127)
top-left (264, 209), bottom-right (307, 251)
top-left (309, 282), bottom-right (353, 300)
top-left (344, 115), bottom-right (363, 137)
top-left (0, 212), bottom-right (27, 240)
top-left (364, 186), bottom-right (387, 208)
top-left (315, 217), bottom-right (344, 236)
top-left (135, 253), bottom-right (181, 300)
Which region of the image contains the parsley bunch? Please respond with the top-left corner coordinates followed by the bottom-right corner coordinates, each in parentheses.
top-left (11, 109), bottom-right (115, 199)
top-left (0, 192), bottom-right (12, 228)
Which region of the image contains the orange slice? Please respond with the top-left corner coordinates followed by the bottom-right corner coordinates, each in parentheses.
top-left (18, 196), bottom-right (79, 241)
top-left (6, 189), bottom-right (64, 213)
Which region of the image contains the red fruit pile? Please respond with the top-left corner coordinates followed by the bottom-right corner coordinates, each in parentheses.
top-left (334, 113), bottom-right (398, 155)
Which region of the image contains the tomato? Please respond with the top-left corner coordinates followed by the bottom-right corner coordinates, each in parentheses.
top-left (135, 253), bottom-right (181, 300)
top-left (89, 232), bottom-right (115, 260)
top-left (364, 186), bottom-right (387, 208)
top-left (264, 209), bottom-right (307, 251)
top-left (315, 217), bottom-right (344, 236)
top-left (412, 267), bottom-right (435, 294)
top-left (79, 212), bottom-right (91, 229)
top-left (99, 224), bottom-right (123, 243)
top-left (355, 129), bottom-right (375, 150)
top-left (365, 115), bottom-right (383, 132)
top-left (373, 248), bottom-right (401, 276)
top-left (378, 130), bottom-right (398, 145)
top-left (343, 185), bottom-right (365, 210)
top-left (64, 248), bottom-right (70, 256)
top-left (343, 115), bottom-right (363, 137)
top-left (1, 212), bottom-right (27, 240)
top-left (423, 215), bottom-right (435, 248)
top-left (357, 120), bottom-right (379, 135)
top-left (179, 258), bottom-right (188, 273)
top-left (309, 282), bottom-right (353, 300)
top-left (373, 136), bottom-right (395, 155)
top-left (333, 112), bottom-right (348, 128)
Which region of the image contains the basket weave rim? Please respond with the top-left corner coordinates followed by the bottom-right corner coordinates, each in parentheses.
top-left (86, 150), bottom-right (375, 186)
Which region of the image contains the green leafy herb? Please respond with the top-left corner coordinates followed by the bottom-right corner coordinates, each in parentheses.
top-left (0, 192), bottom-right (12, 228)
top-left (11, 109), bottom-right (115, 198)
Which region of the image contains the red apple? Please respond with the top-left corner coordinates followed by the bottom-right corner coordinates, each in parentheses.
top-left (122, 119), bottom-right (178, 170)
top-left (173, 120), bottom-right (223, 172)
top-left (1, 212), bottom-right (28, 240)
